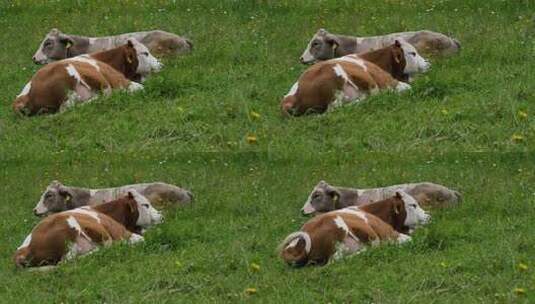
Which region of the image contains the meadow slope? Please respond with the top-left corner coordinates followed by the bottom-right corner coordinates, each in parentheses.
top-left (1, 0), bottom-right (534, 303)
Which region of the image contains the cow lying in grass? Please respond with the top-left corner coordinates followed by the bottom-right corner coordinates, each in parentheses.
top-left (14, 190), bottom-right (163, 268)
top-left (281, 41), bottom-right (429, 116)
top-left (300, 28), bottom-right (460, 64)
top-left (33, 180), bottom-right (193, 217)
top-left (32, 28), bottom-right (192, 64)
top-left (301, 181), bottom-right (461, 215)
top-left (280, 191), bottom-right (428, 267)
top-left (13, 39), bottom-right (162, 115)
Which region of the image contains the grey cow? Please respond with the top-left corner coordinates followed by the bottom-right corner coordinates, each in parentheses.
top-left (32, 28), bottom-right (192, 64)
top-left (300, 28), bottom-right (460, 64)
top-left (33, 180), bottom-right (193, 216)
top-left (301, 181), bottom-right (461, 215)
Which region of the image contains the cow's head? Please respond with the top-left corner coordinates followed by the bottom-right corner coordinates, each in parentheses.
top-left (32, 29), bottom-right (75, 64)
top-left (301, 181), bottom-right (341, 215)
top-left (33, 180), bottom-right (74, 216)
top-left (398, 40), bottom-right (430, 75)
top-left (126, 189), bottom-right (163, 228)
top-left (396, 191), bottom-right (430, 228)
top-left (300, 29), bottom-right (341, 64)
top-left (279, 231), bottom-right (312, 267)
top-left (125, 39), bottom-right (162, 78)
top-left (411, 183), bottom-right (462, 207)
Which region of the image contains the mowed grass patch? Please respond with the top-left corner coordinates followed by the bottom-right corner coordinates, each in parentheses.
top-left (2, 153), bottom-right (535, 303)
top-left (1, 0), bottom-right (535, 156)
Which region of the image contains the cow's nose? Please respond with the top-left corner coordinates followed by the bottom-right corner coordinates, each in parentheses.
top-left (299, 57), bottom-right (305, 64)
top-left (33, 208), bottom-right (40, 216)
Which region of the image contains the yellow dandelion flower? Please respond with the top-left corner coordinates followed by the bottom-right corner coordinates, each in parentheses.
top-left (441, 109), bottom-right (449, 115)
top-left (518, 263), bottom-right (528, 271)
top-left (250, 111), bottom-right (261, 119)
top-left (246, 135), bottom-right (257, 144)
top-left (245, 288), bottom-right (257, 295)
top-left (250, 263), bottom-right (260, 272)
top-left (513, 288), bottom-right (526, 295)
top-left (518, 110), bottom-right (528, 119)
top-left (511, 134), bottom-right (524, 141)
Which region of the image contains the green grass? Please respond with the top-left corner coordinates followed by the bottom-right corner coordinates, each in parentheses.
top-left (1, 1), bottom-right (535, 303)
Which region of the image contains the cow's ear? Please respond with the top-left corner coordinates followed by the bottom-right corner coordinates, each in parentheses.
top-left (127, 199), bottom-right (137, 213)
top-left (59, 34), bottom-right (74, 49)
top-left (325, 34), bottom-right (341, 50)
top-left (127, 39), bottom-right (134, 48)
top-left (395, 191), bottom-right (402, 199)
top-left (58, 187), bottom-right (74, 207)
top-left (394, 40), bottom-right (401, 47)
top-left (394, 201), bottom-right (401, 214)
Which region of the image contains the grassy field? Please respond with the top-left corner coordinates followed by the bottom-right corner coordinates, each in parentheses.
top-left (1, 0), bottom-right (535, 303)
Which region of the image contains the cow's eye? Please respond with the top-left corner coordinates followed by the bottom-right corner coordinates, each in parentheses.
top-left (142, 52), bottom-right (149, 56)
top-left (142, 204), bottom-right (150, 208)
top-left (410, 52), bottom-right (416, 56)
top-left (411, 204), bottom-right (417, 208)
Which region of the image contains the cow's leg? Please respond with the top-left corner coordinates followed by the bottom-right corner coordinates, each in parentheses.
top-left (127, 81), bottom-right (144, 93)
top-left (395, 81), bottom-right (411, 92)
top-left (333, 236), bottom-right (364, 261)
top-left (397, 233), bottom-right (412, 244)
top-left (64, 235), bottom-right (97, 261)
top-left (128, 233), bottom-right (144, 244)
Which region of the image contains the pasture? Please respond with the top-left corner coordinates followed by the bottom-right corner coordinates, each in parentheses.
top-left (1, 0), bottom-right (534, 302)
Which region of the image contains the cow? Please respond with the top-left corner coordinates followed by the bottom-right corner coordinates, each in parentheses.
top-left (33, 180), bottom-right (193, 217)
top-left (300, 28), bottom-right (460, 64)
top-left (280, 191), bottom-right (429, 267)
top-left (14, 190), bottom-right (163, 268)
top-left (301, 180), bottom-right (462, 215)
top-left (281, 41), bottom-right (428, 116)
top-left (13, 39), bottom-right (161, 115)
top-left (32, 28), bottom-right (192, 64)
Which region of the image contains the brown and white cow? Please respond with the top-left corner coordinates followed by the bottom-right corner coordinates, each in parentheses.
top-left (14, 190), bottom-right (163, 268)
top-left (281, 41), bottom-right (427, 116)
top-left (13, 39), bottom-right (161, 115)
top-left (32, 28), bottom-right (192, 64)
top-left (300, 28), bottom-right (460, 64)
top-left (301, 180), bottom-right (461, 215)
top-left (33, 180), bottom-right (193, 217)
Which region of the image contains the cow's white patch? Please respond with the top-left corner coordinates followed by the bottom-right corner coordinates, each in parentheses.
top-left (66, 215), bottom-right (91, 240)
top-left (395, 82), bottom-right (411, 92)
top-left (128, 39), bottom-right (162, 76)
top-left (129, 189), bottom-right (163, 227)
top-left (72, 56), bottom-right (100, 72)
top-left (281, 231), bottom-right (311, 254)
top-left (286, 238), bottom-right (300, 249)
top-left (332, 64), bottom-right (359, 93)
top-left (399, 41), bottom-right (430, 74)
top-left (285, 82), bottom-right (299, 98)
top-left (398, 191), bottom-right (430, 228)
top-left (337, 56), bottom-right (367, 71)
top-left (89, 38), bottom-right (96, 44)
top-left (127, 82), bottom-right (144, 93)
top-left (336, 208), bottom-right (368, 223)
top-left (18, 234), bottom-right (32, 250)
top-left (65, 64), bottom-right (90, 89)
top-left (72, 208), bottom-right (101, 223)
top-left (17, 82), bottom-right (32, 98)
top-left (333, 215), bottom-right (360, 242)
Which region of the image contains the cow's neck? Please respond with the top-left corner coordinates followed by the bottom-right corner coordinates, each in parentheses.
top-left (67, 187), bottom-right (92, 208)
top-left (336, 187), bottom-right (361, 208)
top-left (90, 47), bottom-right (138, 81)
top-left (65, 35), bottom-right (91, 57)
top-left (92, 200), bottom-right (141, 234)
top-left (334, 35), bottom-right (359, 57)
